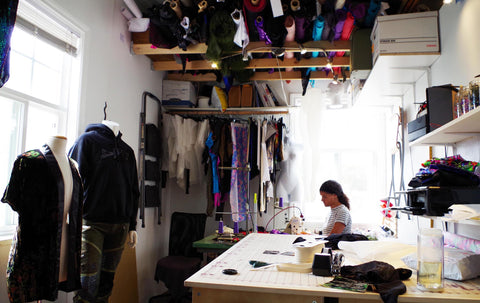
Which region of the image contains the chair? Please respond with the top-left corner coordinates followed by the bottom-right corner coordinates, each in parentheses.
top-left (153, 212), bottom-right (207, 303)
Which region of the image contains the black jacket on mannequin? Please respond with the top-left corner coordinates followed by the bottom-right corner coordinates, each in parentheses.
top-left (2, 145), bottom-right (83, 302)
top-left (69, 123), bottom-right (139, 231)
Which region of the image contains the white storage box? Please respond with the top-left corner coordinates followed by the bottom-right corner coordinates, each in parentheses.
top-left (162, 80), bottom-right (196, 107)
top-left (371, 11), bottom-right (439, 64)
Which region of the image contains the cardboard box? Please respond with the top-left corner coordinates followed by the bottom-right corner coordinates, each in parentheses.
top-left (162, 80), bottom-right (196, 107)
top-left (371, 11), bottom-right (439, 64)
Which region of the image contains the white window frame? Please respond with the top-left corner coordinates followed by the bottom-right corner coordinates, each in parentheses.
top-left (0, 0), bottom-right (83, 238)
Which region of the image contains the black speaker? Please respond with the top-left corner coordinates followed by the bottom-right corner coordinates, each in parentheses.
top-left (312, 253), bottom-right (332, 276)
top-left (426, 85), bottom-right (456, 131)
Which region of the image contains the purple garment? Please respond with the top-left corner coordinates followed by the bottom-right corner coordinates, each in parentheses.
top-left (230, 122), bottom-right (249, 222)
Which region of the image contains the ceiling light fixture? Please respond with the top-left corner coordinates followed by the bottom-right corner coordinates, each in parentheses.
top-left (211, 62), bottom-right (218, 69)
top-left (443, 0), bottom-right (453, 3)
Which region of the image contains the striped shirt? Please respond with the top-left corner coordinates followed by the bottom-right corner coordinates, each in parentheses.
top-left (322, 204), bottom-right (352, 235)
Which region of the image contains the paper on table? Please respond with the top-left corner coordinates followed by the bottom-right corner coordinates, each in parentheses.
top-left (447, 204), bottom-right (480, 221)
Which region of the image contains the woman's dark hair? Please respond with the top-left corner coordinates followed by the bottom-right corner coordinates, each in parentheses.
top-left (319, 180), bottom-right (350, 209)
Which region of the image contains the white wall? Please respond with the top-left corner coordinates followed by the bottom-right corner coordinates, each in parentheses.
top-left (396, 0), bottom-right (480, 244)
top-left (41, 0), bottom-right (165, 302)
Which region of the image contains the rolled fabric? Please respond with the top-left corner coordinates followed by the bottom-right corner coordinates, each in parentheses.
top-left (335, 0), bottom-right (346, 10)
top-left (244, 0), bottom-right (267, 12)
top-left (333, 9), bottom-right (346, 41)
top-left (255, 16), bottom-right (271, 45)
top-left (322, 11), bottom-right (335, 42)
top-left (170, 1), bottom-right (182, 19)
top-left (349, 1), bottom-right (367, 20)
top-left (365, 0), bottom-right (381, 27)
top-left (294, 15), bottom-right (306, 43)
top-left (336, 11), bottom-right (354, 56)
top-left (244, 0), bottom-right (267, 42)
top-left (284, 15), bottom-right (295, 72)
top-left (311, 15), bottom-right (324, 57)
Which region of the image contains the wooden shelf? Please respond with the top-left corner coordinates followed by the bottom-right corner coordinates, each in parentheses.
top-left (131, 30), bottom-right (351, 81)
top-left (164, 106), bottom-right (289, 116)
top-left (410, 106), bottom-right (480, 146)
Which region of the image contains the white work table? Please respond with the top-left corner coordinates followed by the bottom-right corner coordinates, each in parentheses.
top-left (185, 233), bottom-right (480, 303)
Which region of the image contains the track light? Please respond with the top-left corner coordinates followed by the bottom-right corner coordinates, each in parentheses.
top-left (211, 61), bottom-right (218, 69)
top-left (443, 0), bottom-right (453, 3)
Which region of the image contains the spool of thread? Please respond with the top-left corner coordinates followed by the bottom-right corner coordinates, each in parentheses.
top-left (294, 242), bottom-right (324, 264)
top-left (218, 218), bottom-right (224, 234)
top-left (279, 197), bottom-right (283, 208)
top-left (290, 0), bottom-right (300, 12)
top-left (198, 0), bottom-right (207, 13)
top-left (234, 221), bottom-right (239, 234)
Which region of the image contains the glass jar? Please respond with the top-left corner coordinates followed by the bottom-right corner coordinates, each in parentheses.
top-left (469, 77), bottom-right (480, 109)
top-left (459, 86), bottom-right (472, 115)
top-left (417, 228), bottom-right (444, 292)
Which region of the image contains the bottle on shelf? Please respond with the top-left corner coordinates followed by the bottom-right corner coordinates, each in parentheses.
top-left (218, 218), bottom-right (224, 234)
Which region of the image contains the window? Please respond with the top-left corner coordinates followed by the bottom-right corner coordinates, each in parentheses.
top-left (0, 0), bottom-right (82, 237)
top-left (287, 97), bottom-right (393, 231)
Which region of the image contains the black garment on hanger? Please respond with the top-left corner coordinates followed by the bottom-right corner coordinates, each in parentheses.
top-left (0, 0), bottom-right (19, 87)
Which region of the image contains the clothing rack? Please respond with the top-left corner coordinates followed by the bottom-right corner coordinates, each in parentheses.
top-left (216, 164), bottom-right (257, 233)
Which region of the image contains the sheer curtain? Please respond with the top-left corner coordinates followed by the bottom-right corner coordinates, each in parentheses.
top-left (282, 87), bottom-right (397, 231)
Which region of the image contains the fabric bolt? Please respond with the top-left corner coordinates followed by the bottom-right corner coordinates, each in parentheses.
top-left (365, 0), bottom-right (381, 27)
top-left (311, 15), bottom-right (325, 57)
top-left (336, 11), bottom-right (354, 56)
top-left (294, 15), bottom-right (306, 43)
top-left (284, 15), bottom-right (295, 72)
top-left (230, 122), bottom-right (249, 222)
top-left (254, 16), bottom-right (272, 45)
top-left (321, 12), bottom-right (334, 41)
top-left (0, 0), bottom-right (18, 88)
top-left (73, 222), bottom-right (129, 303)
top-left (2, 145), bottom-right (83, 303)
top-left (334, 9), bottom-right (347, 41)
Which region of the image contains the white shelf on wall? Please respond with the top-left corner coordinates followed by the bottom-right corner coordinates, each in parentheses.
top-left (357, 53), bottom-right (440, 106)
top-left (410, 106), bottom-right (480, 146)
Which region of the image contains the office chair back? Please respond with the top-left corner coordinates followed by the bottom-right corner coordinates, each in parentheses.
top-left (153, 212), bottom-right (207, 301)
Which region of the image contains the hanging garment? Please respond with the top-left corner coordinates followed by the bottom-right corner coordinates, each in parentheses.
top-left (2, 145), bottom-right (83, 302)
top-left (230, 122), bottom-right (249, 222)
top-left (0, 0), bottom-right (18, 87)
top-left (206, 132), bottom-right (221, 206)
top-left (69, 123), bottom-right (139, 232)
top-left (232, 8), bottom-right (249, 49)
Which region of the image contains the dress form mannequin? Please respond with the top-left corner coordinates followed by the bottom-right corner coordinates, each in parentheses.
top-left (101, 120), bottom-right (137, 248)
top-left (102, 120), bottom-right (120, 137)
top-left (46, 135), bottom-right (73, 283)
top-left (276, 140), bottom-right (303, 204)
